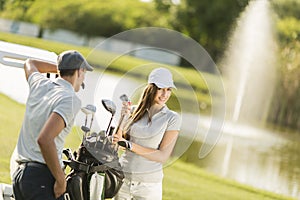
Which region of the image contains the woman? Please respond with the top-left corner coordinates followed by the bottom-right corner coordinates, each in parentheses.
top-left (113, 67), bottom-right (181, 200)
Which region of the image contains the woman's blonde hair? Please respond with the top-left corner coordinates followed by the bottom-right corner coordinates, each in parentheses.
top-left (131, 83), bottom-right (158, 123)
top-left (123, 84), bottom-right (158, 139)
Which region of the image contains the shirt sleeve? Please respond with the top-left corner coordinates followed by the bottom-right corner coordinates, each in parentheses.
top-left (28, 72), bottom-right (47, 89)
top-left (167, 111), bottom-right (181, 131)
top-left (53, 95), bottom-right (81, 127)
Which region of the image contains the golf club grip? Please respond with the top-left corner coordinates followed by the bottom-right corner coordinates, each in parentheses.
top-left (114, 115), bottom-right (124, 135)
top-left (114, 94), bottom-right (130, 134)
top-left (108, 126), bottom-right (115, 136)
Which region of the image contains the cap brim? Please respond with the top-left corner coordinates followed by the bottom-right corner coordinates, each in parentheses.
top-left (154, 82), bottom-right (177, 89)
top-left (85, 63), bottom-right (93, 71)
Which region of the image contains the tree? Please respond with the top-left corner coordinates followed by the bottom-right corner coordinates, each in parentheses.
top-left (24, 0), bottom-right (168, 38)
top-left (172, 0), bottom-right (249, 61)
top-left (268, 0), bottom-right (300, 130)
top-left (0, 0), bottom-right (34, 20)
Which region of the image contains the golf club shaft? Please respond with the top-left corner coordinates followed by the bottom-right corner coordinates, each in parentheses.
top-left (115, 94), bottom-right (130, 135)
top-left (84, 115), bottom-right (88, 127)
top-left (105, 116), bottom-right (114, 137)
top-left (115, 115), bottom-right (125, 134)
top-left (89, 115), bottom-right (94, 130)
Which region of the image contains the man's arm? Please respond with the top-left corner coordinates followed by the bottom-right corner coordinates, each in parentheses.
top-left (37, 112), bottom-right (66, 198)
top-left (24, 58), bottom-right (57, 81)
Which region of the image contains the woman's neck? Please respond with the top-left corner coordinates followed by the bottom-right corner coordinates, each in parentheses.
top-left (148, 103), bottom-right (164, 117)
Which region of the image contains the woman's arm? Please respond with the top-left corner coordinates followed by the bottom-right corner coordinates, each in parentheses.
top-left (114, 101), bottom-right (179, 163)
top-left (133, 130), bottom-right (179, 163)
top-left (114, 130), bottom-right (179, 163)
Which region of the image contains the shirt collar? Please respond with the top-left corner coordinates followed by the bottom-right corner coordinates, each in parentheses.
top-left (160, 105), bottom-right (168, 114)
top-left (147, 105), bottom-right (168, 114)
top-left (54, 77), bottom-right (74, 92)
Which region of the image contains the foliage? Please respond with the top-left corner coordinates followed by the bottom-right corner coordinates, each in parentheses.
top-left (27, 0), bottom-right (124, 37)
top-left (277, 17), bottom-right (300, 43)
top-left (0, 0), bottom-right (34, 20)
top-left (0, 0), bottom-right (250, 63)
top-left (269, 0), bottom-right (300, 130)
top-left (172, 0), bottom-right (250, 61)
top-left (271, 0), bottom-right (300, 19)
top-left (1, 0), bottom-right (169, 38)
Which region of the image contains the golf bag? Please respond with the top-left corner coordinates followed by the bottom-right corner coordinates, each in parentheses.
top-left (63, 134), bottom-right (124, 200)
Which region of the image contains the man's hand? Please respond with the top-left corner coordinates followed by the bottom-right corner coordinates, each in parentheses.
top-left (54, 174), bottom-right (66, 198)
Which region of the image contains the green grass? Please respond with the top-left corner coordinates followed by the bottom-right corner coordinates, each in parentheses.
top-left (0, 94), bottom-right (25, 182)
top-left (0, 31), bottom-right (226, 114)
top-left (0, 93), bottom-right (295, 200)
top-left (163, 160), bottom-right (294, 200)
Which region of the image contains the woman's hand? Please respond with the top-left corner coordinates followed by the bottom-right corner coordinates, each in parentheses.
top-left (112, 134), bottom-right (129, 151)
top-left (121, 101), bottom-right (131, 116)
top-left (119, 102), bottom-right (131, 131)
top-left (112, 133), bottom-right (126, 145)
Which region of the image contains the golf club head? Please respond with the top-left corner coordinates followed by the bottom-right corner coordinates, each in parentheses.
top-left (81, 125), bottom-right (90, 133)
top-left (81, 104), bottom-right (96, 115)
top-left (120, 94), bottom-right (129, 102)
top-left (98, 130), bottom-right (106, 136)
top-left (90, 132), bottom-right (97, 137)
top-left (101, 99), bottom-right (116, 116)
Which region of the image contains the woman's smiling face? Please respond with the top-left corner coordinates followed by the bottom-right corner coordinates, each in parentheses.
top-left (153, 87), bottom-right (172, 106)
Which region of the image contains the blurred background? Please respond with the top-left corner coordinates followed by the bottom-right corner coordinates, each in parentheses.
top-left (0, 0), bottom-right (299, 199)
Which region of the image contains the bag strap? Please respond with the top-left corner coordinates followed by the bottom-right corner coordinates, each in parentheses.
top-left (64, 160), bottom-right (110, 173)
top-left (89, 164), bottom-right (109, 173)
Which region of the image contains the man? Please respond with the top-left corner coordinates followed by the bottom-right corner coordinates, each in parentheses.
top-left (11, 50), bottom-right (93, 200)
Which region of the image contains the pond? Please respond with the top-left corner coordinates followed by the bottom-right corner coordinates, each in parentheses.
top-left (174, 121), bottom-right (300, 198)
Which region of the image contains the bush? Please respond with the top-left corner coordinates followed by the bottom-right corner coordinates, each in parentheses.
top-left (277, 17), bottom-right (300, 43)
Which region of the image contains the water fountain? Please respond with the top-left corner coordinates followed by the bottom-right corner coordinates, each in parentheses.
top-left (205, 0), bottom-right (300, 197)
top-left (218, 0), bottom-right (279, 178)
top-left (220, 0), bottom-right (278, 174)
top-left (222, 0), bottom-right (278, 125)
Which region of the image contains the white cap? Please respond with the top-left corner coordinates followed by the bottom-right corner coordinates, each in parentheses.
top-left (148, 68), bottom-right (176, 89)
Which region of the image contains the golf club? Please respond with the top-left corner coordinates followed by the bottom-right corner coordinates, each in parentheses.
top-left (120, 94), bottom-right (129, 102)
top-left (80, 104), bottom-right (96, 140)
top-left (115, 94), bottom-right (130, 134)
top-left (94, 99), bottom-right (116, 148)
top-left (101, 99), bottom-right (116, 137)
top-left (81, 104), bottom-right (97, 115)
top-left (87, 105), bottom-right (96, 131)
